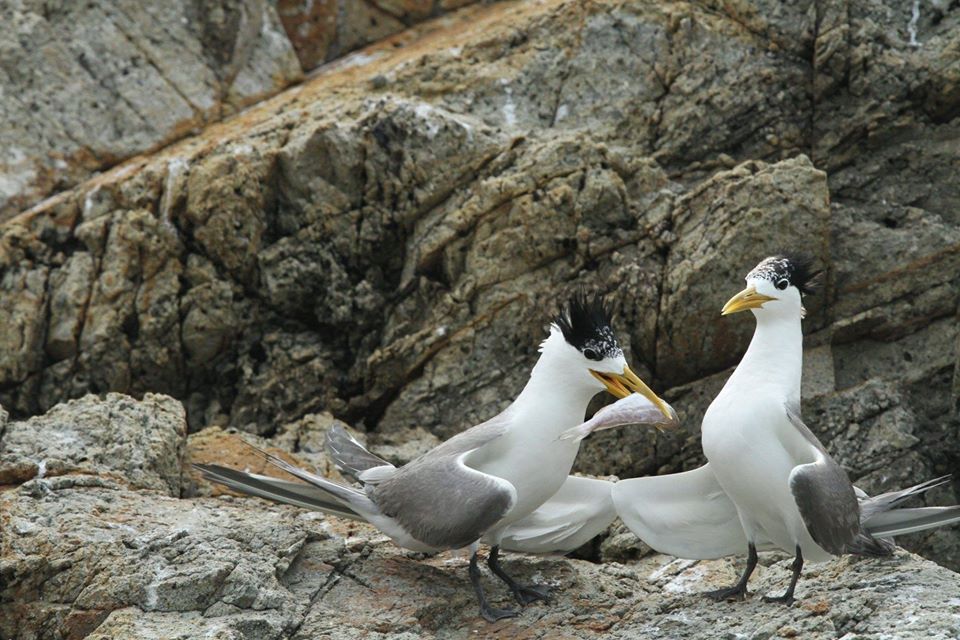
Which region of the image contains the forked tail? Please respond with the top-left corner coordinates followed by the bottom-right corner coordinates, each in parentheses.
top-left (859, 475), bottom-right (960, 540)
top-left (194, 463), bottom-right (363, 520)
top-left (194, 441), bottom-right (379, 521)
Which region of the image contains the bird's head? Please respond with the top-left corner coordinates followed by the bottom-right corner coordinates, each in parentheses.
top-left (721, 254), bottom-right (821, 320)
top-left (540, 291), bottom-right (672, 420)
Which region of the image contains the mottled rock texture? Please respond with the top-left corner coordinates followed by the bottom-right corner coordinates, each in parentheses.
top-left (2, 394), bottom-right (959, 640)
top-left (0, 393), bottom-right (185, 495)
top-left (0, 0), bottom-right (303, 219)
top-left (1, 0), bottom-right (959, 635)
top-left (0, 0), bottom-right (485, 219)
top-left (277, 0), bottom-right (482, 71)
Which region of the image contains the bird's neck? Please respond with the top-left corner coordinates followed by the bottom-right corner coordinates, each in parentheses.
top-left (725, 313), bottom-right (803, 404)
top-left (511, 352), bottom-right (598, 434)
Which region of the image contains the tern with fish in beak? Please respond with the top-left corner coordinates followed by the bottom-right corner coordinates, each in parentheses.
top-left (197, 292), bottom-right (676, 621)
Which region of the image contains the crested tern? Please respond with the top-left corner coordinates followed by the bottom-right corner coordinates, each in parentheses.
top-left (594, 255), bottom-right (960, 604)
top-left (196, 293), bottom-right (675, 621)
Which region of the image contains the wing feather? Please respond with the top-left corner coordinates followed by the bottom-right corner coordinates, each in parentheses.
top-left (325, 424), bottom-right (395, 483)
top-left (612, 463), bottom-right (748, 559)
top-left (371, 413), bottom-right (515, 550)
top-left (500, 476), bottom-right (616, 554)
top-left (784, 408), bottom-right (862, 555)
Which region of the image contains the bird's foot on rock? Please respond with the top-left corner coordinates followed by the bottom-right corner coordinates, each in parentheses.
top-left (513, 583), bottom-right (552, 606)
top-left (704, 584), bottom-right (749, 602)
top-left (480, 604), bottom-right (520, 622)
top-left (762, 592), bottom-right (795, 606)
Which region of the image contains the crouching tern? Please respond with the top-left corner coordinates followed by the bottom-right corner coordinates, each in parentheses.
top-left (196, 293), bottom-right (676, 621)
top-left (578, 256), bottom-right (960, 604)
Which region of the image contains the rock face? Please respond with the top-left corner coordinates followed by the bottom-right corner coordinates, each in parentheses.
top-left (2, 394), bottom-right (959, 640)
top-left (0, 0), bottom-right (303, 219)
top-left (0, 393), bottom-right (185, 495)
top-left (0, 0), bottom-right (485, 219)
top-left (1, 0), bottom-right (959, 635)
top-left (277, 0), bottom-right (482, 71)
top-left (1, 0), bottom-right (957, 568)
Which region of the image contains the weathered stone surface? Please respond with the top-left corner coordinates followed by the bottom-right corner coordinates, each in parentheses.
top-left (3, 467), bottom-right (960, 639)
top-left (0, 0), bottom-right (303, 219)
top-left (1, 479), bottom-right (320, 640)
top-left (277, 0), bottom-right (477, 71)
top-left (0, 0), bottom-right (498, 219)
top-left (276, 0), bottom-right (340, 70)
top-left (656, 156), bottom-right (832, 387)
top-left (0, 393), bottom-right (185, 496)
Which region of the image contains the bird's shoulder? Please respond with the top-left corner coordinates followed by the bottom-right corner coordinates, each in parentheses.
top-left (782, 402), bottom-right (829, 456)
top-left (418, 409), bottom-right (513, 462)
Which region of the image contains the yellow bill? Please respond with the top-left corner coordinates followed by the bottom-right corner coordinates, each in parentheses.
top-left (589, 365), bottom-right (674, 424)
top-left (721, 285), bottom-right (777, 315)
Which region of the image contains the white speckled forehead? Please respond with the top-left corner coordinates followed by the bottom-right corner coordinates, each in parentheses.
top-left (581, 326), bottom-right (623, 360)
top-left (746, 256), bottom-right (791, 282)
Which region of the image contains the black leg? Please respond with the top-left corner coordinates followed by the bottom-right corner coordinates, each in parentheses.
top-left (763, 546), bottom-right (803, 605)
top-left (487, 545), bottom-right (552, 606)
top-left (704, 543), bottom-right (758, 602)
top-left (469, 549), bottom-right (518, 622)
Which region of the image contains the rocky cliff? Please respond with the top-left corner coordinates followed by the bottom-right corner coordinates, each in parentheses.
top-left (1, 0), bottom-right (959, 638)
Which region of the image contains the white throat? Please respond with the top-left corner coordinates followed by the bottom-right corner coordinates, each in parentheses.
top-left (722, 310), bottom-right (803, 406)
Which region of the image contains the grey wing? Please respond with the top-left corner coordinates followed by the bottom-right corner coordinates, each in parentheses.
top-left (371, 412), bottom-right (515, 550)
top-left (789, 460), bottom-right (861, 555)
top-left (423, 410), bottom-right (512, 459)
top-left (785, 409), bottom-right (861, 555)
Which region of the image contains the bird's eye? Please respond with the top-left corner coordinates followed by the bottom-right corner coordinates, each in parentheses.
top-left (583, 348), bottom-right (601, 361)
top-left (776, 279), bottom-right (789, 290)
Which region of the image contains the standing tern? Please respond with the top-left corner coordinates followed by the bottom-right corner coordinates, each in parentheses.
top-left (196, 293), bottom-right (676, 621)
top-left (585, 256), bottom-right (960, 604)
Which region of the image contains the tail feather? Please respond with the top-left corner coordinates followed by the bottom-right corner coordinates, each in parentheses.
top-left (194, 463), bottom-right (362, 521)
top-left (847, 532), bottom-right (895, 557)
top-left (865, 506), bottom-right (960, 538)
top-left (858, 475), bottom-right (952, 521)
top-left (325, 424), bottom-right (394, 483)
top-left (243, 441), bottom-right (370, 508)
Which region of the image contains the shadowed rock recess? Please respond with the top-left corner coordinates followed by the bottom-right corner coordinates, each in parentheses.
top-left (1, 0), bottom-right (958, 638)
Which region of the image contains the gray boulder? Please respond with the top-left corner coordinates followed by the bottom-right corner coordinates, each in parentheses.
top-left (0, 393), bottom-right (185, 495)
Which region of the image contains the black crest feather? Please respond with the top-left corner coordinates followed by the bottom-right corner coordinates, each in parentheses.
top-left (748, 253), bottom-right (822, 296)
top-left (553, 291), bottom-right (621, 358)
